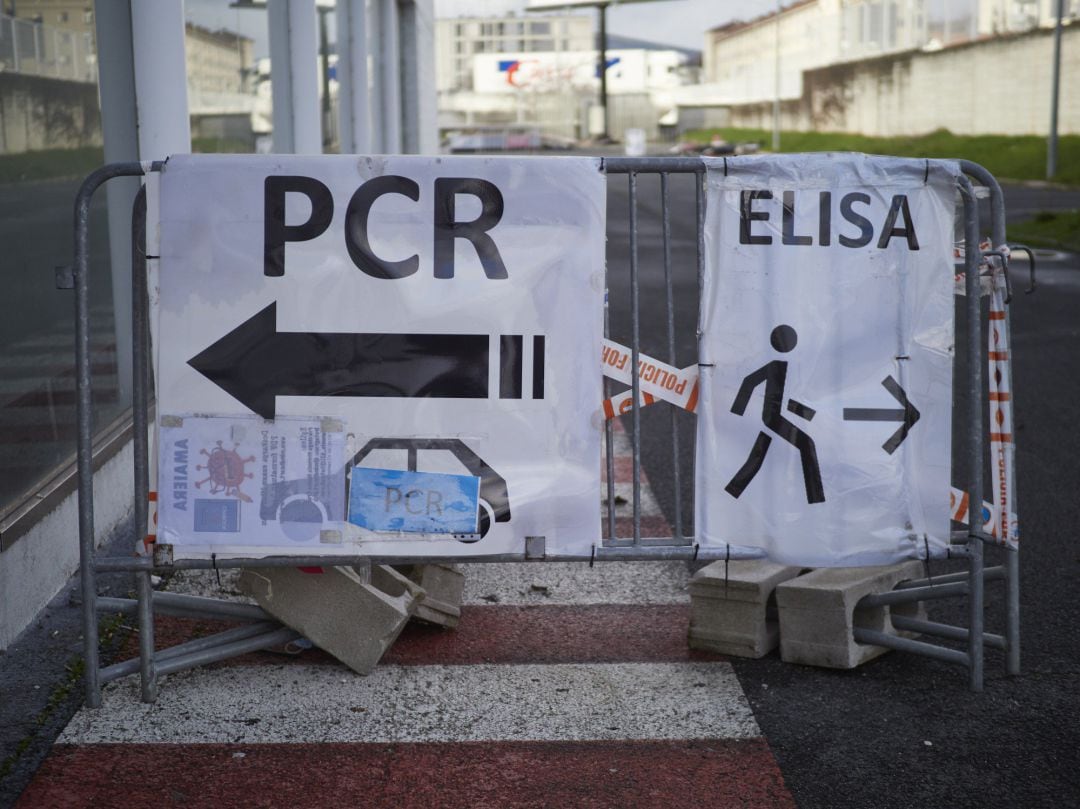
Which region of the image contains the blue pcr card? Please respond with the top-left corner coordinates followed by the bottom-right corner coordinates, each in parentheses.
top-left (348, 468), bottom-right (480, 534)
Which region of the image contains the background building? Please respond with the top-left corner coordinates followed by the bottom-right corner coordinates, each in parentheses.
top-left (676, 0), bottom-right (1079, 136)
top-left (185, 22), bottom-right (257, 146)
top-left (437, 12), bottom-right (698, 142)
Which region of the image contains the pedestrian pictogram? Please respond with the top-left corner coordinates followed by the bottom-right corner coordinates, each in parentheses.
top-left (724, 325), bottom-right (825, 505)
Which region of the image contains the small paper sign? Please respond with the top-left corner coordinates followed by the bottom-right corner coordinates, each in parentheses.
top-left (348, 468), bottom-right (480, 534)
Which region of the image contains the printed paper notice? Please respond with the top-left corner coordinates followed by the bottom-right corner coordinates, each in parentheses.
top-left (157, 415), bottom-right (346, 551)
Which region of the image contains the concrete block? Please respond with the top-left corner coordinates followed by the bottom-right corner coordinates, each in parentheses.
top-left (775, 561), bottom-right (927, 669)
top-left (393, 564), bottom-right (465, 628)
top-left (687, 560), bottom-right (804, 658)
top-left (238, 565), bottom-right (418, 675)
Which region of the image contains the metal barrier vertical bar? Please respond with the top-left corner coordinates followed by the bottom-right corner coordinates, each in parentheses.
top-left (660, 173), bottom-right (683, 541)
top-left (131, 185), bottom-right (156, 703)
top-left (960, 160), bottom-right (1020, 678)
top-left (960, 175), bottom-right (985, 692)
top-left (74, 162), bottom-right (146, 709)
top-left (604, 243), bottom-right (616, 543)
top-left (629, 171), bottom-right (642, 544)
top-left (695, 165), bottom-right (706, 549)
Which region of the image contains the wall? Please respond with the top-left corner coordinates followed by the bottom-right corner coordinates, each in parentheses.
top-left (0, 72), bottom-right (101, 153)
top-left (716, 25), bottom-right (1079, 136)
top-left (0, 441), bottom-right (133, 650)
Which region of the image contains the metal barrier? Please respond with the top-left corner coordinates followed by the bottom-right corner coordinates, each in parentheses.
top-left (71, 156), bottom-right (1020, 706)
top-left (0, 14), bottom-right (95, 83)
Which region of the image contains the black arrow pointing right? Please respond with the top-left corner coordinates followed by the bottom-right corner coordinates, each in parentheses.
top-left (842, 375), bottom-right (921, 455)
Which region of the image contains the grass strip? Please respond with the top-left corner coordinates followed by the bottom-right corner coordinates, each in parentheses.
top-left (1006, 210), bottom-right (1080, 253)
top-left (683, 127), bottom-right (1080, 186)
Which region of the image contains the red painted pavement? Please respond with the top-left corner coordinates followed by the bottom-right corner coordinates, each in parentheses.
top-left (18, 740), bottom-right (796, 809)
top-left (118, 605), bottom-right (722, 668)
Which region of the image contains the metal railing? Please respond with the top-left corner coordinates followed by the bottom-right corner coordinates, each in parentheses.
top-left (0, 14), bottom-right (95, 84)
top-left (71, 155), bottom-right (1020, 706)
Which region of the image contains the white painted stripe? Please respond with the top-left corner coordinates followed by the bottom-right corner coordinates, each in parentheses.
top-left (161, 560), bottom-right (692, 606)
top-left (60, 661), bottom-right (757, 744)
top-left (461, 561), bottom-right (689, 605)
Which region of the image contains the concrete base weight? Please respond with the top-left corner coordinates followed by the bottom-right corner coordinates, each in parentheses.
top-left (688, 560), bottom-right (805, 658)
top-left (775, 561), bottom-right (927, 669)
top-left (238, 565), bottom-right (419, 675)
top-left (393, 564), bottom-right (465, 628)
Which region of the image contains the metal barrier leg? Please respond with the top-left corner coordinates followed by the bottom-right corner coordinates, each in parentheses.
top-left (136, 570), bottom-right (157, 702)
top-left (73, 162), bottom-right (146, 708)
top-left (960, 160), bottom-right (1021, 680)
top-left (131, 185), bottom-right (156, 703)
top-left (628, 171), bottom-right (642, 546)
top-left (1006, 549), bottom-right (1021, 675)
top-left (659, 173), bottom-right (683, 541)
top-left (960, 176), bottom-right (985, 692)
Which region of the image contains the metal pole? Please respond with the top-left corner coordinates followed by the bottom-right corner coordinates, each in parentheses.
top-left (660, 173), bottom-right (683, 541)
top-left (959, 159), bottom-right (1020, 677)
top-left (336, 0), bottom-right (373, 153)
top-left (960, 175), bottom-right (985, 692)
top-left (131, 0), bottom-right (192, 158)
top-left (772, 0), bottom-right (780, 152)
top-left (131, 186), bottom-right (156, 703)
top-left (1047, 0), bottom-right (1065, 179)
top-left (597, 3), bottom-right (609, 141)
top-left (378, 0), bottom-right (403, 153)
top-left (74, 162), bottom-right (147, 709)
top-left (268, 0), bottom-right (321, 154)
top-left (318, 6), bottom-right (332, 148)
top-left (94, 0), bottom-right (140, 408)
top-left (629, 171), bottom-right (641, 544)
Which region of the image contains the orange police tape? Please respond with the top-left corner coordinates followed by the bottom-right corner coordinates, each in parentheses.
top-left (600, 339), bottom-right (699, 419)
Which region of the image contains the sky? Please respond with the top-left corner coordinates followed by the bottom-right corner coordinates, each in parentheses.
top-left (184, 0), bottom-right (779, 57)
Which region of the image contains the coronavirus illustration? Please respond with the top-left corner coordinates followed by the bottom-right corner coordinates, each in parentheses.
top-left (196, 441), bottom-right (255, 503)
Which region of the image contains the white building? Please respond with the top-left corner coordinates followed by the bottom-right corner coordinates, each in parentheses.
top-left (436, 13), bottom-right (594, 92)
top-left (677, 0), bottom-right (1079, 137)
top-left (437, 13), bottom-right (696, 141)
top-left (696, 0), bottom-right (1078, 108)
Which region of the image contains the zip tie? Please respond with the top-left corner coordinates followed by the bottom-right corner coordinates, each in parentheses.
top-left (590, 545), bottom-right (596, 569)
top-left (924, 159), bottom-right (930, 185)
top-left (923, 535), bottom-right (933, 586)
top-left (723, 157), bottom-right (728, 177)
top-left (212, 553), bottom-right (221, 587)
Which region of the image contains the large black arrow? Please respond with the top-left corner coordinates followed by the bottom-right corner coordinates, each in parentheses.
top-left (188, 302), bottom-right (490, 420)
top-left (842, 375), bottom-right (921, 455)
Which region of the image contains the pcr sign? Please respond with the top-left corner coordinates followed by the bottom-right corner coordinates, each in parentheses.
top-left (695, 154), bottom-right (956, 567)
top-left (152, 155), bottom-right (605, 559)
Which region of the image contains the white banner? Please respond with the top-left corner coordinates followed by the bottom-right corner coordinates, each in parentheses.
top-left (154, 155), bottom-right (605, 558)
top-left (696, 154), bottom-right (956, 566)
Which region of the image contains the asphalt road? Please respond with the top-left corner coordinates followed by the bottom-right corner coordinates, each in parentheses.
top-left (604, 170), bottom-right (1080, 808)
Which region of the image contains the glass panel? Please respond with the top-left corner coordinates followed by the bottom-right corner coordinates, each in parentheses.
top-left (0, 10), bottom-right (116, 508)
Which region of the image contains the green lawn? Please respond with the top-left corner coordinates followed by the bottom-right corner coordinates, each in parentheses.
top-left (684, 127), bottom-right (1080, 186)
top-left (1006, 210), bottom-right (1080, 253)
top-left (0, 138), bottom-right (254, 185)
top-left (0, 146), bottom-right (104, 185)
